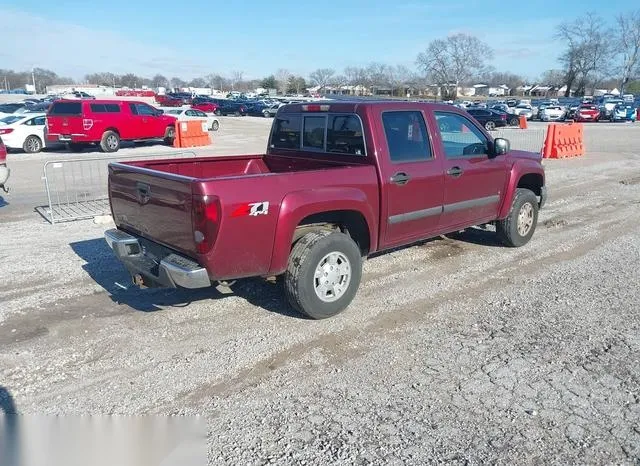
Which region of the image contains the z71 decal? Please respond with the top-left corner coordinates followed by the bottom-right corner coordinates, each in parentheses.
top-left (231, 201), bottom-right (270, 217)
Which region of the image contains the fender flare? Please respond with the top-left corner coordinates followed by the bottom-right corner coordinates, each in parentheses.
top-left (268, 187), bottom-right (377, 275)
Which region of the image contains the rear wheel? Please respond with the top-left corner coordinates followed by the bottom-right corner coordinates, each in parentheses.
top-left (508, 117), bottom-right (519, 126)
top-left (23, 135), bottom-right (43, 153)
top-left (496, 188), bottom-right (538, 247)
top-left (263, 110), bottom-right (270, 118)
top-left (285, 231), bottom-right (362, 320)
top-left (100, 131), bottom-right (120, 152)
top-left (485, 121), bottom-right (496, 131)
top-left (234, 110), bottom-right (241, 117)
top-left (211, 120), bottom-right (219, 131)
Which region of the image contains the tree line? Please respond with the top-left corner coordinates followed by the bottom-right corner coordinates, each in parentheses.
top-left (2, 10), bottom-right (638, 99)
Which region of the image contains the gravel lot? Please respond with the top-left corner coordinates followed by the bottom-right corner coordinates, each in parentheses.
top-left (1, 118), bottom-right (639, 464)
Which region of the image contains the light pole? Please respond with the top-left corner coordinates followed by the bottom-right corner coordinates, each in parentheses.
top-left (31, 67), bottom-right (36, 94)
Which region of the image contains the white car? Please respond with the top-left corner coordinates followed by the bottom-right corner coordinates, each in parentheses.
top-left (540, 106), bottom-right (565, 122)
top-left (162, 108), bottom-right (219, 131)
top-left (0, 113), bottom-right (49, 153)
top-left (513, 104), bottom-right (534, 120)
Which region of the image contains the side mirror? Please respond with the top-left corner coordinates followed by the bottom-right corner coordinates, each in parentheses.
top-left (493, 137), bottom-right (510, 156)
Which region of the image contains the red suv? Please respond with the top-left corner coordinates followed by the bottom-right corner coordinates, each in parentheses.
top-left (46, 100), bottom-right (177, 152)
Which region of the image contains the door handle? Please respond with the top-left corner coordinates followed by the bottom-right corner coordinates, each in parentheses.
top-left (390, 172), bottom-right (410, 185)
top-left (446, 167), bottom-right (463, 177)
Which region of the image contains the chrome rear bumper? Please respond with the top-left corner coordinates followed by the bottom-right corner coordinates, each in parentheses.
top-left (105, 229), bottom-right (211, 289)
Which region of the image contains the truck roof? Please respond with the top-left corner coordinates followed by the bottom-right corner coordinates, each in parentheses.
top-left (278, 100), bottom-right (460, 114)
top-left (52, 99), bottom-right (147, 105)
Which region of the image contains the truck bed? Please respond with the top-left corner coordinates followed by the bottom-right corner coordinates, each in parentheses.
top-left (108, 153), bottom-right (379, 279)
top-left (124, 153), bottom-right (365, 179)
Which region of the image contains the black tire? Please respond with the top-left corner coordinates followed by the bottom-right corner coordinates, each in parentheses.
top-left (67, 143), bottom-right (85, 153)
top-left (23, 135), bottom-right (43, 153)
top-left (164, 126), bottom-right (175, 145)
top-left (214, 109), bottom-right (222, 116)
top-left (234, 110), bottom-right (241, 117)
top-left (496, 188), bottom-right (539, 247)
top-left (509, 117), bottom-right (519, 126)
top-left (285, 231), bottom-right (362, 320)
top-left (485, 120), bottom-right (496, 131)
top-left (100, 130), bottom-right (120, 153)
top-left (263, 110), bottom-right (270, 118)
top-left (211, 120), bottom-right (219, 131)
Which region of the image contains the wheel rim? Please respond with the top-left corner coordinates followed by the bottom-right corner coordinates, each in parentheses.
top-left (486, 121), bottom-right (495, 130)
top-left (107, 135), bottom-right (118, 150)
top-left (313, 252), bottom-right (351, 303)
top-left (517, 202), bottom-right (534, 236)
top-left (212, 122), bottom-right (219, 131)
top-left (27, 137), bottom-right (40, 152)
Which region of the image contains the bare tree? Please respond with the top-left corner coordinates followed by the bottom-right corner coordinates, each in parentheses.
top-left (556, 13), bottom-right (612, 96)
top-left (229, 71), bottom-right (243, 91)
top-left (386, 65), bottom-right (412, 96)
top-left (275, 68), bottom-right (292, 94)
top-left (309, 68), bottom-right (335, 92)
top-left (416, 33), bottom-right (493, 99)
top-left (151, 74), bottom-right (168, 88)
top-left (615, 10), bottom-right (640, 93)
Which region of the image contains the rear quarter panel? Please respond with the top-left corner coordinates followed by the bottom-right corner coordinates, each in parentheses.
top-left (198, 165), bottom-right (379, 280)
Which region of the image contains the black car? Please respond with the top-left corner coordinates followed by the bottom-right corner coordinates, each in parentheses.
top-left (167, 92), bottom-right (193, 104)
top-left (210, 99), bottom-right (247, 116)
top-left (466, 109), bottom-right (508, 131)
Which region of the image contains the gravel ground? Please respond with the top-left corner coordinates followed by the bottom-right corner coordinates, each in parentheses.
top-left (0, 120), bottom-right (639, 464)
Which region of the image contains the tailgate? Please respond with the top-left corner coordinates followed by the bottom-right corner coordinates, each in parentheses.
top-left (109, 163), bottom-right (196, 256)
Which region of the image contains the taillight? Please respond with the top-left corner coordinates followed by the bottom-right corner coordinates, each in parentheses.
top-left (191, 195), bottom-right (220, 254)
top-left (500, 114), bottom-right (507, 120)
top-left (0, 128), bottom-right (14, 135)
top-left (83, 118), bottom-right (93, 130)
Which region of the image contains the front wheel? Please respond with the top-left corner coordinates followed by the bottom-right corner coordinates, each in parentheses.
top-left (211, 120), bottom-right (219, 131)
top-left (285, 231), bottom-right (362, 319)
top-left (496, 188), bottom-right (539, 247)
top-left (484, 121), bottom-right (496, 131)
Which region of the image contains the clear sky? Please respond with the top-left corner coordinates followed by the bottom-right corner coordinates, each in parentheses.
top-left (0, 0), bottom-right (631, 81)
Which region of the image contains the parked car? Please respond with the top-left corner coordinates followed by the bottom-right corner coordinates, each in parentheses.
top-left (190, 98), bottom-right (220, 114)
top-left (610, 104), bottom-right (637, 122)
top-left (573, 104), bottom-right (600, 122)
top-left (209, 99), bottom-right (248, 116)
top-left (539, 106), bottom-right (566, 122)
top-left (0, 136), bottom-right (8, 192)
top-left (45, 100), bottom-right (177, 152)
top-left (167, 92), bottom-right (194, 105)
top-left (599, 98), bottom-right (624, 118)
top-left (466, 108), bottom-right (508, 130)
top-left (0, 113), bottom-right (49, 153)
top-left (0, 103), bottom-right (27, 119)
top-left (155, 94), bottom-right (183, 107)
top-left (62, 91), bottom-right (95, 100)
top-left (164, 108), bottom-right (219, 131)
top-left (261, 103), bottom-right (280, 118)
top-left (104, 101), bottom-right (546, 319)
top-left (513, 104), bottom-right (534, 120)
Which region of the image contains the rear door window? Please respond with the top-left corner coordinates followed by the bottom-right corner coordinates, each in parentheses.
top-left (382, 111), bottom-right (432, 162)
top-left (90, 103), bottom-right (106, 113)
top-left (105, 104), bottom-right (120, 112)
top-left (48, 102), bottom-right (82, 115)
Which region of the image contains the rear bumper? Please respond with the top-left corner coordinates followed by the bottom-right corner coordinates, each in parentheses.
top-left (105, 228), bottom-right (211, 289)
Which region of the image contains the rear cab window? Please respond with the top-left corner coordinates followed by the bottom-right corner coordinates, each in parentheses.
top-left (48, 102), bottom-right (82, 115)
top-left (270, 113), bottom-right (366, 156)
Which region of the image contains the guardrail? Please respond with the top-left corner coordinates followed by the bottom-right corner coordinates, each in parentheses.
top-left (38, 151), bottom-right (197, 224)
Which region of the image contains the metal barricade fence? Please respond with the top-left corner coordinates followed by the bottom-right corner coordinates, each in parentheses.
top-left (38, 151), bottom-right (197, 224)
top-left (493, 128), bottom-right (547, 153)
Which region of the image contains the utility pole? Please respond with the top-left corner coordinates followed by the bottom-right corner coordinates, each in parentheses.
top-left (31, 68), bottom-right (36, 93)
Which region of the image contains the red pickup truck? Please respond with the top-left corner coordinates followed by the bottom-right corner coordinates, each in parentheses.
top-left (46, 99), bottom-right (177, 152)
top-left (0, 136), bottom-right (9, 192)
top-left (105, 101), bottom-right (546, 319)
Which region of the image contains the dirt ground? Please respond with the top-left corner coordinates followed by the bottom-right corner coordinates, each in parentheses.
top-left (1, 118), bottom-right (639, 464)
